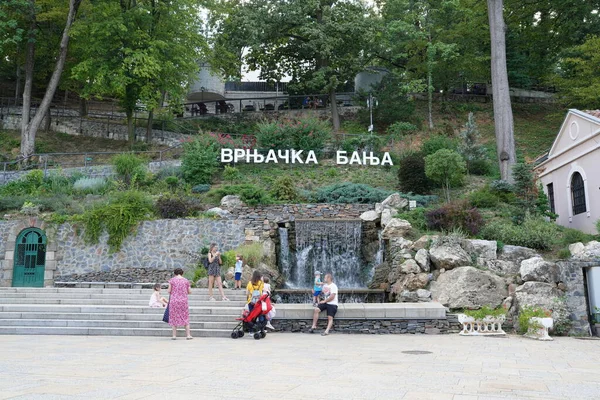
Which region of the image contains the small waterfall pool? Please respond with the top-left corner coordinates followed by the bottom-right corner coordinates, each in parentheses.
top-left (278, 219), bottom-right (382, 289)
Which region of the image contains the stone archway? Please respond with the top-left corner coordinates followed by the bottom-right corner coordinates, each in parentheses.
top-left (0, 219), bottom-right (57, 287)
top-left (12, 228), bottom-right (47, 287)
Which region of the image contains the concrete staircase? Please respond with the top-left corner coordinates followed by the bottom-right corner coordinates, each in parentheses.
top-left (0, 287), bottom-right (249, 338)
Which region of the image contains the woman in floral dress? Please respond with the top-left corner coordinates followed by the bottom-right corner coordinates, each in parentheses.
top-left (167, 268), bottom-right (192, 340)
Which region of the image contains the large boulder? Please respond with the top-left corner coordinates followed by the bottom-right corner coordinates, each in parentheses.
top-left (360, 210), bottom-right (379, 222)
top-left (381, 218), bottom-right (412, 239)
top-left (398, 290), bottom-right (419, 302)
top-left (571, 241), bottom-right (600, 260)
top-left (392, 273), bottom-right (429, 293)
top-left (519, 257), bottom-right (559, 283)
top-left (369, 262), bottom-right (391, 290)
top-left (430, 266), bottom-right (508, 309)
top-left (429, 243), bottom-right (471, 270)
top-left (499, 245), bottom-right (539, 264)
top-left (484, 259), bottom-right (519, 276)
top-left (414, 249), bottom-right (431, 272)
top-left (515, 281), bottom-right (562, 311)
top-left (381, 208), bottom-right (394, 227)
top-left (206, 207), bottom-right (231, 218)
top-left (464, 239), bottom-right (497, 261)
top-left (411, 235), bottom-right (439, 251)
top-left (262, 238), bottom-right (277, 268)
top-left (382, 193), bottom-right (409, 211)
top-left (400, 259), bottom-right (421, 274)
top-left (220, 195), bottom-right (243, 208)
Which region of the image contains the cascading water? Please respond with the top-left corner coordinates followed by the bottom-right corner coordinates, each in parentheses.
top-left (281, 220), bottom-right (367, 288)
top-left (278, 227), bottom-right (293, 287)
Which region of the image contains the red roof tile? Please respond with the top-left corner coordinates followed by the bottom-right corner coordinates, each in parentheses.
top-left (583, 110), bottom-right (600, 119)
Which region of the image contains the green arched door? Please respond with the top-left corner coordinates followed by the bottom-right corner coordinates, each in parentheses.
top-left (12, 228), bottom-right (47, 287)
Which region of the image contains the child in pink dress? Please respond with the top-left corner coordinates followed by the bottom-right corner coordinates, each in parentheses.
top-left (149, 283), bottom-right (168, 308)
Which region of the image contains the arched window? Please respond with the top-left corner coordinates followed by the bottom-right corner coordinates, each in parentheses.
top-left (571, 172), bottom-right (587, 215)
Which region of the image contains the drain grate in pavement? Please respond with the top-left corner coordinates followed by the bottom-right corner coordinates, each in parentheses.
top-left (401, 350), bottom-right (432, 355)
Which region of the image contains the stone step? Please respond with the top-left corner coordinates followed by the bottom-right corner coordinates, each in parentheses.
top-left (0, 304), bottom-right (243, 315)
top-left (0, 326), bottom-right (233, 337)
top-left (0, 312), bottom-right (238, 322)
top-left (0, 293), bottom-right (249, 301)
top-left (0, 319), bottom-right (238, 329)
top-left (0, 288), bottom-right (248, 295)
top-left (0, 298), bottom-right (247, 306)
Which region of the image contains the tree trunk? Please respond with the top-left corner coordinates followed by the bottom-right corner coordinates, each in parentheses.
top-left (21, 0), bottom-right (83, 160)
top-left (487, 0), bottom-right (516, 183)
top-left (126, 108), bottom-right (135, 144)
top-left (20, 0), bottom-right (36, 160)
top-left (146, 108), bottom-right (154, 144)
top-left (79, 98), bottom-right (88, 117)
top-left (329, 89), bottom-right (340, 132)
top-left (15, 57), bottom-right (21, 105)
top-left (43, 108), bottom-right (51, 132)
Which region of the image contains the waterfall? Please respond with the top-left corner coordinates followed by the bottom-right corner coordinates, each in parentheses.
top-left (283, 220), bottom-right (365, 288)
top-left (375, 229), bottom-right (384, 265)
top-left (278, 227), bottom-right (294, 287)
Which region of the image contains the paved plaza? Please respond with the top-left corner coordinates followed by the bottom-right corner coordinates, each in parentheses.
top-left (1, 334), bottom-right (599, 399)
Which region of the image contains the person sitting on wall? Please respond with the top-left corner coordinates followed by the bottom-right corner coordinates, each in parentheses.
top-left (309, 273), bottom-right (338, 336)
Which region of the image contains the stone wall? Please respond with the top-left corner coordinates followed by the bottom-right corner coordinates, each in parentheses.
top-left (272, 314), bottom-right (461, 334)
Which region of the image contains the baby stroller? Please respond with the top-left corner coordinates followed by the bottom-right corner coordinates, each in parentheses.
top-left (231, 293), bottom-right (273, 340)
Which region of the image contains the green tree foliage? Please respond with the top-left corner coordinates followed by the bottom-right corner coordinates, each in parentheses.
top-left (458, 112), bottom-right (488, 174)
top-left (554, 36), bottom-right (600, 109)
top-left (70, 0), bottom-right (206, 143)
top-left (358, 74), bottom-right (417, 127)
top-left (256, 116), bottom-right (332, 155)
top-left (181, 137), bottom-right (221, 186)
top-left (397, 153), bottom-right (433, 195)
top-left (424, 149), bottom-right (466, 202)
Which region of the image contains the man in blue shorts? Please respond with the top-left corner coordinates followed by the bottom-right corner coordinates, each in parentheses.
top-left (309, 273), bottom-right (338, 336)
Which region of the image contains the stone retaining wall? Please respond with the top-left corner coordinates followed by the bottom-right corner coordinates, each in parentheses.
top-left (272, 314), bottom-right (461, 334)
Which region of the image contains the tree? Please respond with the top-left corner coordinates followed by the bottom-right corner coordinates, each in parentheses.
top-left (487, 0), bottom-right (516, 183)
top-left (553, 36), bottom-right (600, 109)
top-left (71, 0), bottom-right (206, 144)
top-left (20, 0), bottom-right (83, 161)
top-left (425, 149), bottom-right (466, 202)
top-left (214, 0), bottom-right (376, 131)
top-left (458, 112), bottom-right (487, 174)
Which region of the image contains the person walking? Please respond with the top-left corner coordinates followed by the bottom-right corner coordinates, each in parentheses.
top-left (309, 273), bottom-right (338, 336)
top-left (207, 243), bottom-right (229, 301)
top-left (167, 268), bottom-right (192, 340)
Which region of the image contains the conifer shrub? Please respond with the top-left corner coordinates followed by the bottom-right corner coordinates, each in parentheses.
top-left (397, 152), bottom-right (433, 194)
top-left (313, 182), bottom-right (392, 204)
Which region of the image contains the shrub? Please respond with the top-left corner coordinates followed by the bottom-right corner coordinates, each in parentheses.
top-left (164, 176), bottom-right (179, 190)
top-left (490, 179), bottom-right (514, 193)
top-left (234, 242), bottom-right (264, 267)
top-left (156, 196), bottom-right (189, 219)
top-left (469, 187), bottom-right (500, 208)
top-left (421, 135), bottom-right (458, 156)
top-left (73, 177), bottom-right (107, 194)
top-left (425, 200), bottom-right (484, 235)
top-left (559, 227), bottom-right (595, 247)
top-left (339, 134), bottom-right (384, 154)
top-left (458, 112), bottom-right (488, 175)
top-left (518, 306), bottom-right (551, 334)
top-left (557, 248), bottom-right (571, 260)
top-left (397, 153), bottom-right (433, 194)
top-left (480, 215), bottom-right (560, 250)
top-left (256, 116), bottom-right (331, 155)
top-left (424, 149), bottom-right (466, 202)
top-left (467, 159), bottom-right (491, 176)
top-left (0, 170), bottom-right (44, 196)
top-left (191, 184), bottom-right (211, 194)
top-left (78, 191), bottom-right (154, 252)
top-left (112, 154), bottom-right (146, 186)
top-left (222, 165), bottom-right (241, 184)
top-left (181, 136), bottom-right (220, 185)
top-left (270, 176), bottom-right (298, 201)
top-left (155, 166), bottom-right (183, 180)
top-left (221, 250), bottom-right (237, 268)
top-left (464, 306), bottom-right (506, 320)
top-left (396, 208), bottom-right (428, 231)
top-left (386, 121), bottom-right (418, 136)
top-left (313, 182), bottom-right (392, 204)
top-left (206, 184), bottom-right (271, 206)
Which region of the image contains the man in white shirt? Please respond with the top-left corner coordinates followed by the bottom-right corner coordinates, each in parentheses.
top-left (309, 273), bottom-right (338, 336)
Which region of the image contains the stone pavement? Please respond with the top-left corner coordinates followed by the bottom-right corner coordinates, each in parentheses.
top-left (0, 334), bottom-right (599, 400)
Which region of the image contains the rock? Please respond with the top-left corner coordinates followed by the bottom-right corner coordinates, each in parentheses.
top-left (390, 237), bottom-right (414, 250)
top-left (430, 266), bottom-right (508, 309)
top-left (484, 259), bottom-right (519, 276)
top-left (403, 273), bottom-right (430, 291)
top-left (262, 238), bottom-right (277, 268)
top-left (206, 207), bottom-right (231, 218)
top-left (363, 241), bottom-right (382, 264)
top-left (465, 239), bottom-right (497, 261)
top-left (520, 257), bottom-right (559, 283)
top-left (415, 249), bottom-right (430, 272)
top-left (368, 262), bottom-right (391, 290)
top-left (220, 195), bottom-right (243, 208)
top-left (382, 193), bottom-right (409, 211)
top-left (381, 208), bottom-right (394, 227)
top-left (398, 290), bottom-right (419, 302)
top-left (429, 243), bottom-right (471, 270)
top-left (360, 210), bottom-right (379, 222)
top-left (195, 277), bottom-right (208, 288)
top-left (400, 259), bottom-right (420, 274)
top-left (515, 281), bottom-right (562, 311)
top-left (381, 218), bottom-right (412, 239)
top-left (225, 267), bottom-right (234, 281)
top-left (572, 241), bottom-right (600, 260)
top-left (416, 288), bottom-right (431, 300)
top-left (256, 262), bottom-right (282, 288)
top-left (557, 282), bottom-right (567, 291)
top-left (412, 235), bottom-right (439, 251)
top-left (375, 203), bottom-right (384, 213)
top-left (568, 242), bottom-right (584, 257)
top-left (499, 245), bottom-right (539, 264)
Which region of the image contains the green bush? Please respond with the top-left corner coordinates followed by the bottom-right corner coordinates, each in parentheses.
top-left (313, 182), bottom-right (392, 204)
top-left (256, 116), bottom-right (331, 155)
top-left (469, 187), bottom-right (500, 208)
top-left (397, 153), bottom-right (433, 195)
top-left (386, 121), bottom-right (418, 136)
top-left (222, 165), bottom-right (241, 184)
top-left (221, 250), bottom-right (237, 268)
top-left (112, 154), bottom-right (146, 186)
top-left (191, 184), bottom-right (211, 194)
top-left (0, 170), bottom-right (44, 196)
top-left (155, 166), bottom-right (183, 180)
top-left (559, 227), bottom-right (595, 247)
top-left (78, 191), bottom-right (154, 252)
top-left (181, 137), bottom-right (220, 185)
top-left (557, 248), bottom-right (571, 260)
top-left (464, 306), bottom-right (506, 320)
top-left (234, 242), bottom-right (263, 267)
top-left (164, 176), bottom-right (179, 190)
top-left (424, 149), bottom-right (466, 202)
top-left (206, 184), bottom-right (271, 206)
top-left (73, 177), bottom-right (108, 194)
top-left (518, 306), bottom-right (550, 334)
top-left (480, 215), bottom-right (560, 250)
top-left (421, 135), bottom-right (459, 156)
top-left (467, 159), bottom-right (491, 176)
top-left (396, 208), bottom-right (428, 231)
top-left (490, 179), bottom-right (514, 193)
top-left (597, 219), bottom-right (600, 235)
top-left (155, 196), bottom-right (190, 219)
top-left (270, 176), bottom-right (298, 201)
